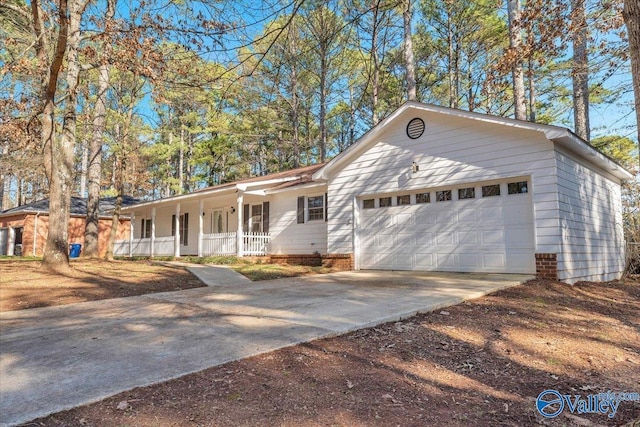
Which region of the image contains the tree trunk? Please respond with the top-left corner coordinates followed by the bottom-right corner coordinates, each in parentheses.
top-left (179, 125), bottom-right (184, 194)
top-left (371, 3), bottom-right (380, 125)
top-left (84, 63), bottom-right (109, 258)
top-left (403, 0), bottom-right (417, 102)
top-left (507, 0), bottom-right (526, 120)
top-left (105, 159), bottom-right (123, 261)
top-left (572, 0), bottom-right (590, 141)
top-left (79, 140), bottom-right (87, 196)
top-left (528, 57), bottom-right (536, 122)
top-left (289, 20), bottom-right (300, 168)
top-left (320, 54), bottom-right (327, 163)
top-left (35, 0), bottom-right (70, 270)
top-left (623, 0), bottom-right (640, 152)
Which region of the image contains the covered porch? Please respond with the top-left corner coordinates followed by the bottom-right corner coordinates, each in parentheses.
top-left (115, 184), bottom-right (272, 258)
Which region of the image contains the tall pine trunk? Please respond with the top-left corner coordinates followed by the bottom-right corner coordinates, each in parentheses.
top-left (84, 63), bottom-right (109, 257)
top-left (623, 0), bottom-right (640, 151)
top-left (572, 0), bottom-right (590, 141)
top-left (403, 0), bottom-right (417, 102)
top-left (34, 0), bottom-right (70, 270)
top-left (507, 0), bottom-right (526, 120)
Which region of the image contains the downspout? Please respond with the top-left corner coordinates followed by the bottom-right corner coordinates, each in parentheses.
top-left (33, 212), bottom-right (41, 257)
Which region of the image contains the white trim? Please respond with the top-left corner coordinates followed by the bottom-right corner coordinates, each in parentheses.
top-left (236, 192), bottom-right (244, 257)
top-left (151, 208), bottom-right (156, 258)
top-left (266, 182), bottom-right (327, 195)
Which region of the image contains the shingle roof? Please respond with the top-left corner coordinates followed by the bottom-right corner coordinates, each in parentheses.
top-left (1, 196), bottom-right (140, 216)
top-left (192, 163), bottom-right (326, 194)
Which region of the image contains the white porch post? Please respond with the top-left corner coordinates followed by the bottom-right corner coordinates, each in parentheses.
top-left (198, 199), bottom-right (204, 257)
top-left (237, 192), bottom-right (244, 257)
top-left (150, 208), bottom-right (156, 258)
top-left (174, 203), bottom-right (181, 258)
top-left (129, 212), bottom-right (135, 258)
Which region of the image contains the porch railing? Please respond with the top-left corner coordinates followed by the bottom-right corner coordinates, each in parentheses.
top-left (202, 232), bottom-right (236, 256)
top-left (114, 232), bottom-right (270, 257)
top-left (242, 232), bottom-right (270, 256)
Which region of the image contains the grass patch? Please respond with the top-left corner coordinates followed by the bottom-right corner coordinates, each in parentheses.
top-left (231, 264), bottom-right (335, 281)
top-left (0, 256), bottom-right (42, 262)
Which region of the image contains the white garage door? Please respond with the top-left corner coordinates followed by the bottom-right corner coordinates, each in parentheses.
top-left (359, 183), bottom-right (535, 273)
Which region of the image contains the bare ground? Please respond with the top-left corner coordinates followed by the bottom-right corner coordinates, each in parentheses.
top-left (20, 276), bottom-right (640, 427)
top-left (0, 259), bottom-right (204, 311)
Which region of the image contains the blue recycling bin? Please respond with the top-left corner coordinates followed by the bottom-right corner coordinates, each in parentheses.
top-left (69, 243), bottom-right (82, 258)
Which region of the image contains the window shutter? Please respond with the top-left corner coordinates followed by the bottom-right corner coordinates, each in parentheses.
top-left (243, 204), bottom-right (250, 231)
top-left (171, 214), bottom-right (176, 236)
top-left (141, 219), bottom-right (145, 238)
top-left (183, 213), bottom-right (189, 246)
top-left (325, 193), bottom-right (328, 222)
top-left (262, 201), bottom-right (270, 234)
top-left (297, 196), bottom-right (305, 224)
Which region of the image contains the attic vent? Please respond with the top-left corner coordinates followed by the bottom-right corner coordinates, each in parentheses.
top-left (406, 118), bottom-right (425, 139)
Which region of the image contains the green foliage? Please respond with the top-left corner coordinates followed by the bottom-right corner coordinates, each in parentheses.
top-left (591, 135), bottom-right (638, 171)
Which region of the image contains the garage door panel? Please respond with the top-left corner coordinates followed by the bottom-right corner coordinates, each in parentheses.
top-left (436, 253), bottom-right (456, 268)
top-left (482, 253), bottom-right (506, 269)
top-left (396, 213), bottom-right (413, 228)
top-left (436, 231), bottom-right (455, 245)
top-left (459, 253), bottom-right (480, 268)
top-left (458, 230), bottom-right (478, 245)
top-left (481, 230), bottom-right (504, 245)
top-left (414, 233), bottom-right (435, 249)
top-left (378, 214), bottom-right (395, 228)
top-left (415, 253), bottom-right (434, 268)
top-left (436, 211), bottom-right (456, 225)
top-left (458, 208), bottom-right (478, 223)
top-left (481, 206), bottom-right (504, 224)
top-left (377, 233), bottom-right (395, 247)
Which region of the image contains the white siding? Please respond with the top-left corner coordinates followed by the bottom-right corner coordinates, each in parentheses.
top-left (268, 188), bottom-right (328, 254)
top-left (328, 110), bottom-right (561, 259)
top-left (554, 148), bottom-right (624, 283)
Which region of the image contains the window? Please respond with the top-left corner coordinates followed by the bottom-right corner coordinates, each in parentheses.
top-left (171, 213), bottom-right (189, 246)
top-left (482, 184), bottom-right (501, 197)
top-left (397, 195), bottom-right (410, 206)
top-left (307, 196), bottom-right (324, 221)
top-left (363, 199), bottom-right (375, 209)
top-left (251, 204), bottom-right (263, 232)
top-left (436, 190), bottom-right (452, 202)
top-left (141, 218), bottom-right (152, 238)
top-left (379, 196), bottom-right (392, 207)
top-left (458, 187), bottom-right (475, 200)
top-left (508, 181), bottom-right (528, 194)
top-left (416, 192), bottom-right (430, 204)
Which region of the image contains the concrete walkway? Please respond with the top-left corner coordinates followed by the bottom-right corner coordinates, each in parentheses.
top-left (0, 268), bottom-right (532, 426)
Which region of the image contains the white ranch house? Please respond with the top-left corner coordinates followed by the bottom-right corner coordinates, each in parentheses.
top-left (117, 102), bottom-right (633, 283)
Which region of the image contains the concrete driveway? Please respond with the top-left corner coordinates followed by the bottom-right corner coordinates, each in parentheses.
top-left (0, 269), bottom-right (531, 426)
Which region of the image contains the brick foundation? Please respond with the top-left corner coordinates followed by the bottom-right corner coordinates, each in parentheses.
top-left (321, 254), bottom-right (354, 270)
top-left (269, 254), bottom-right (322, 267)
top-left (535, 253), bottom-right (558, 280)
top-left (267, 253), bottom-right (354, 271)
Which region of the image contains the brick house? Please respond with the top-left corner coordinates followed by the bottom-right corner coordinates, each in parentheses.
top-left (0, 196), bottom-right (137, 257)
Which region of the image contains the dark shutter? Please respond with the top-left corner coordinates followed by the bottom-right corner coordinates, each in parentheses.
top-left (263, 201), bottom-right (270, 234)
top-left (297, 196), bottom-right (305, 224)
top-left (141, 219), bottom-right (145, 238)
top-left (325, 193), bottom-right (328, 222)
top-left (183, 213), bottom-right (188, 246)
top-left (243, 204), bottom-right (250, 231)
top-left (171, 214), bottom-right (176, 236)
